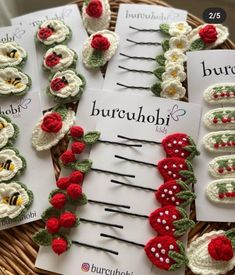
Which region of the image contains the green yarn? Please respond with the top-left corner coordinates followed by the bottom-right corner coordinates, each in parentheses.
top-left (161, 39), bottom-right (170, 52)
top-left (69, 159), bottom-right (93, 174)
top-left (83, 131), bottom-right (101, 145)
top-left (33, 229), bottom-right (52, 246)
top-left (68, 193), bottom-right (88, 206)
top-left (88, 50), bottom-right (105, 69)
top-left (155, 54), bottom-right (166, 66)
top-left (150, 82), bottom-right (162, 96)
top-left (153, 67), bottom-right (165, 81)
top-left (159, 23), bottom-right (170, 35)
top-left (41, 206), bottom-right (61, 222)
top-left (190, 38), bottom-right (205, 51)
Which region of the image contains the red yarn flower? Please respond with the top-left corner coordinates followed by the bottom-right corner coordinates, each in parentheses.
top-left (60, 150), bottom-right (76, 165)
top-left (60, 212), bottom-right (77, 228)
top-left (38, 27), bottom-right (53, 40)
top-left (41, 112), bottom-right (62, 133)
top-left (67, 184), bottom-right (82, 200)
top-left (50, 78), bottom-right (67, 92)
top-left (52, 238), bottom-right (68, 255)
top-left (69, 170), bottom-right (84, 184)
top-left (56, 177), bottom-right (71, 190)
top-left (91, 34), bottom-right (110, 51)
top-left (208, 236), bottom-right (233, 261)
top-left (46, 217), bottom-right (60, 234)
top-left (50, 193), bottom-right (67, 209)
top-left (86, 0), bottom-right (103, 18)
top-left (199, 24), bottom-right (218, 44)
top-left (70, 126), bottom-right (84, 138)
top-left (71, 141), bottom-right (86, 154)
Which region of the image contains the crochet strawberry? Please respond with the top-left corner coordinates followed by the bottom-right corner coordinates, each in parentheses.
top-left (162, 133), bottom-right (199, 160)
top-left (155, 180), bottom-right (196, 208)
top-left (157, 157), bottom-right (196, 184)
top-left (149, 205), bottom-right (195, 237)
top-left (145, 235), bottom-right (188, 271)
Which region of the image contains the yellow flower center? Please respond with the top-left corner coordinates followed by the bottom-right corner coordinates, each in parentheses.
top-left (177, 23), bottom-right (185, 31)
top-left (171, 54), bottom-right (179, 62)
top-left (171, 70), bottom-right (178, 78)
top-left (167, 87), bottom-right (177, 95)
top-left (176, 42), bottom-right (184, 49)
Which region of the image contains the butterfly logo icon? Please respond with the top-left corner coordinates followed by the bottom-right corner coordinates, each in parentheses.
top-left (168, 104), bottom-right (186, 121)
top-left (18, 98), bottom-right (31, 110)
top-left (13, 28), bottom-right (26, 39)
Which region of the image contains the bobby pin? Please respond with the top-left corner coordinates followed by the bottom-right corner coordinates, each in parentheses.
top-left (88, 199), bottom-right (131, 209)
top-left (129, 26), bottom-right (161, 32)
top-left (120, 53), bottom-right (155, 61)
top-left (111, 179), bottom-right (156, 192)
top-left (126, 38), bottom-right (161, 46)
top-left (117, 82), bottom-right (150, 90)
top-left (91, 167), bottom-right (135, 178)
top-left (119, 65), bottom-right (153, 75)
top-left (98, 139), bottom-right (142, 147)
top-left (115, 154), bottom-right (156, 167)
top-left (79, 217), bottom-right (124, 229)
top-left (117, 134), bottom-right (160, 145)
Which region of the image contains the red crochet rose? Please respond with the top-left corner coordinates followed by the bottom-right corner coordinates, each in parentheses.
top-left (69, 170), bottom-right (84, 184)
top-left (67, 184), bottom-right (82, 200)
top-left (86, 0), bottom-right (103, 18)
top-left (50, 193), bottom-right (67, 209)
top-left (41, 112), bottom-right (62, 133)
top-left (70, 126), bottom-right (84, 138)
top-left (60, 150), bottom-right (76, 165)
top-left (56, 177), bottom-right (71, 190)
top-left (91, 34), bottom-right (110, 51)
top-left (71, 141), bottom-right (86, 154)
top-left (60, 212), bottom-right (77, 228)
top-left (208, 236), bottom-right (233, 261)
top-left (199, 24), bottom-right (218, 44)
top-left (52, 238), bottom-right (68, 255)
top-left (38, 27), bottom-right (53, 40)
top-left (46, 217), bottom-right (60, 234)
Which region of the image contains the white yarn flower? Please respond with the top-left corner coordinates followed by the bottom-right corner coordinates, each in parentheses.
top-left (161, 80), bottom-right (186, 100)
top-left (164, 49), bottom-right (187, 65)
top-left (162, 64), bottom-right (186, 82)
top-left (169, 21), bottom-right (192, 36)
top-left (169, 35), bottom-right (189, 51)
top-left (0, 117), bottom-right (15, 149)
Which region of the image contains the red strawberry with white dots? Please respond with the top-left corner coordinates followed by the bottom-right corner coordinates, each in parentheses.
top-left (145, 235), bottom-right (188, 271)
top-left (149, 205), bottom-right (195, 237)
top-left (162, 133), bottom-right (200, 160)
top-left (156, 180), bottom-right (196, 208)
top-left (157, 157), bottom-right (196, 184)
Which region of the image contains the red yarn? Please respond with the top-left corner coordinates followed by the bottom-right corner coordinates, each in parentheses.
top-left (86, 0), bottom-right (103, 18)
top-left (208, 236), bottom-right (233, 261)
top-left (199, 24), bottom-right (218, 44)
top-left (60, 150), bottom-right (76, 165)
top-left (60, 212), bottom-right (77, 228)
top-left (70, 126), bottom-right (84, 138)
top-left (149, 205), bottom-right (181, 237)
top-left (41, 112), bottom-right (62, 133)
top-left (46, 217), bottom-right (60, 234)
top-left (56, 177), bottom-right (71, 190)
top-left (52, 238), bottom-right (68, 255)
top-left (69, 170), bottom-right (84, 184)
top-left (50, 193), bottom-right (67, 209)
top-left (38, 27), bottom-right (53, 40)
top-left (71, 141), bottom-right (86, 154)
top-left (45, 53), bottom-right (61, 68)
top-left (91, 34), bottom-right (110, 51)
top-left (155, 180), bottom-right (183, 207)
top-left (67, 184), bottom-right (82, 200)
top-left (50, 78), bottom-right (67, 91)
top-left (145, 235), bottom-right (180, 270)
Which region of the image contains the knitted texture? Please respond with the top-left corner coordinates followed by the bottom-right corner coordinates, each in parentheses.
top-left (82, 30), bottom-right (119, 69)
top-left (82, 0), bottom-right (111, 34)
top-left (149, 205), bottom-right (195, 237)
top-left (52, 237), bottom-right (68, 255)
top-left (155, 179), bottom-right (196, 208)
top-left (187, 230), bottom-right (235, 275)
top-left (46, 217), bottom-right (60, 234)
top-left (203, 131), bottom-right (235, 153)
top-left (208, 155), bottom-right (235, 178)
top-left (145, 235), bottom-right (187, 271)
top-left (162, 133), bottom-right (199, 160)
top-left (50, 193), bottom-right (67, 209)
top-left (204, 107), bottom-right (235, 130)
top-left (206, 179), bottom-right (235, 204)
top-left (0, 115), bottom-right (19, 149)
top-left (70, 126), bottom-right (84, 138)
top-left (203, 83), bottom-right (235, 105)
top-left (59, 211), bottom-right (77, 228)
top-left (71, 141), bottom-right (86, 154)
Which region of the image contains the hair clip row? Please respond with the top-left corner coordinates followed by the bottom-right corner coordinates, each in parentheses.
top-left (209, 155), bottom-right (235, 178)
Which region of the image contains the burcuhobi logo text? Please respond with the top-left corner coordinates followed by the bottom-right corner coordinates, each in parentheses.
top-left (81, 263), bottom-right (133, 275)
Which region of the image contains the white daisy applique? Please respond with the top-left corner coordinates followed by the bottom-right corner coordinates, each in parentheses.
top-left (0, 115), bottom-right (19, 149)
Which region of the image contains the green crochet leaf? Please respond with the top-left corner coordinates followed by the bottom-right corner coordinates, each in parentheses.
top-left (176, 190), bottom-right (196, 204)
top-left (41, 206), bottom-right (61, 222)
top-left (88, 50), bottom-right (105, 69)
top-left (155, 54), bottom-right (166, 66)
top-left (173, 218), bottom-right (195, 237)
top-left (179, 171), bottom-right (196, 185)
top-left (225, 228), bottom-right (235, 249)
top-left (190, 38), bottom-right (206, 51)
top-left (150, 82), bottom-right (162, 96)
top-left (153, 67), bottom-right (165, 81)
top-left (71, 159), bottom-right (92, 173)
top-left (68, 193), bottom-right (88, 206)
top-left (83, 131), bottom-right (101, 145)
top-left (161, 39), bottom-right (170, 52)
top-left (53, 105), bottom-right (68, 120)
top-left (33, 229), bottom-right (52, 246)
top-left (159, 23), bottom-right (170, 35)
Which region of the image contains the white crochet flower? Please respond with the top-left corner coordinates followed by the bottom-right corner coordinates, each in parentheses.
top-left (162, 64), bottom-right (186, 82)
top-left (169, 35), bottom-right (189, 51)
top-left (0, 117), bottom-right (15, 149)
top-left (169, 21), bottom-right (192, 36)
top-left (164, 49), bottom-right (186, 65)
top-left (0, 182), bottom-right (30, 219)
top-left (0, 42), bottom-right (27, 67)
top-left (161, 80), bottom-right (186, 100)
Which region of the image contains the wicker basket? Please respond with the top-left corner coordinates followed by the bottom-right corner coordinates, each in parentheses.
top-left (0, 1), bottom-right (234, 275)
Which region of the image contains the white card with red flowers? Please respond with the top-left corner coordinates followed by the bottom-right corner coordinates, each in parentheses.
top-left (187, 49), bottom-right (235, 222)
top-left (35, 90), bottom-right (201, 275)
top-left (0, 92), bottom-right (56, 230)
top-left (11, 4), bottom-right (104, 111)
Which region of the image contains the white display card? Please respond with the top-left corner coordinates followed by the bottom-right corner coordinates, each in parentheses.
top-left (103, 4), bottom-right (187, 93)
top-left (187, 50), bottom-right (235, 222)
top-left (11, 4), bottom-right (104, 110)
top-left (36, 91), bottom-right (201, 275)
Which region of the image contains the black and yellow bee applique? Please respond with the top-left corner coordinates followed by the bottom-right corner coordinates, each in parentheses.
top-left (0, 67), bottom-right (31, 96)
top-left (0, 181), bottom-right (33, 219)
top-left (0, 147), bottom-right (26, 182)
top-left (0, 42), bottom-right (27, 68)
top-left (0, 114), bottom-right (19, 149)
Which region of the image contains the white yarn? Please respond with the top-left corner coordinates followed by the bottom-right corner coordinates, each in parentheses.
top-left (0, 117), bottom-right (15, 149)
top-left (209, 155), bottom-right (235, 178)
